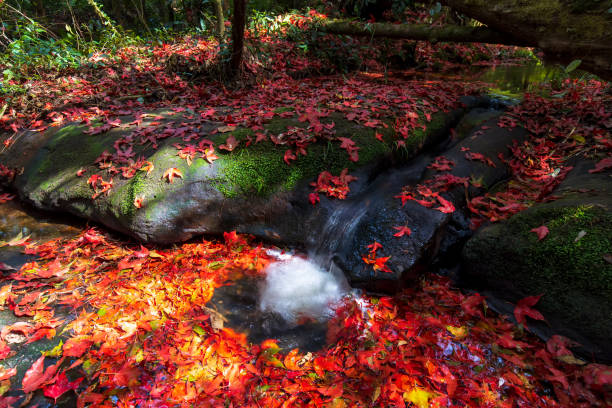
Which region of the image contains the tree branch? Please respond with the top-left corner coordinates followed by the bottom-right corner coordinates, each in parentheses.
top-left (319, 20), bottom-right (528, 46)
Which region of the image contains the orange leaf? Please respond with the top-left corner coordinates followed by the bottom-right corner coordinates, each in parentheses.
top-left (163, 167), bottom-right (183, 183)
top-left (219, 135), bottom-right (239, 151)
top-left (318, 383), bottom-right (343, 398)
top-left (0, 366), bottom-right (16, 381)
top-left (283, 349), bottom-right (302, 371)
top-left (63, 336), bottom-right (92, 358)
top-left (140, 161), bottom-right (154, 175)
top-left (133, 196), bottom-right (144, 208)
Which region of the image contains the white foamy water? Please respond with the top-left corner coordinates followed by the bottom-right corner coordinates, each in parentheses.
top-left (259, 256), bottom-right (348, 325)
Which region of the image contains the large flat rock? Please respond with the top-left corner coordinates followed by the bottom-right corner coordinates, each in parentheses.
top-left (462, 159), bottom-right (612, 362)
top-left (5, 101), bottom-right (476, 245)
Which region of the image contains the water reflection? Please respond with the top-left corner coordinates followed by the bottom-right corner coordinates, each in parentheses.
top-left (477, 64), bottom-right (566, 94)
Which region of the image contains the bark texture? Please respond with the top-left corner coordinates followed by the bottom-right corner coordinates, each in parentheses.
top-left (229, 0), bottom-right (247, 75)
top-left (212, 0), bottom-right (225, 38)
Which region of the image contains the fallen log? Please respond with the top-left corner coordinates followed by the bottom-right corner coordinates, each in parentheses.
top-left (440, 0), bottom-right (612, 80)
top-left (320, 20), bottom-right (527, 46)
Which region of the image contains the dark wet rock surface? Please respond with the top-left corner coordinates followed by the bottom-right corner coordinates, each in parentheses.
top-left (331, 116), bottom-right (528, 291)
top-left (462, 159), bottom-right (612, 363)
top-left (208, 278), bottom-right (329, 352)
top-left (4, 97), bottom-right (499, 245)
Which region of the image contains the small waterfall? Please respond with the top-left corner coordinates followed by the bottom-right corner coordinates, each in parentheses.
top-left (255, 160), bottom-right (430, 326)
top-left (259, 256), bottom-right (349, 325)
top-left (310, 200), bottom-right (369, 268)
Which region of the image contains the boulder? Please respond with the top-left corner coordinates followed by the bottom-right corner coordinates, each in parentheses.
top-left (462, 159), bottom-right (612, 362)
top-left (5, 100), bottom-right (477, 245)
top-left (334, 116), bottom-right (528, 291)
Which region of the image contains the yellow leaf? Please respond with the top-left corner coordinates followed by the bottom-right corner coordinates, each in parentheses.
top-left (556, 354), bottom-right (587, 365)
top-left (0, 379), bottom-right (10, 396)
top-left (404, 388), bottom-right (434, 408)
top-left (371, 386), bottom-right (381, 403)
top-left (43, 341), bottom-right (63, 358)
top-left (446, 325), bottom-right (468, 340)
top-left (217, 125), bottom-right (236, 133)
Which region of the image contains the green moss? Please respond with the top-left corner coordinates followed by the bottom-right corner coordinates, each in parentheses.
top-left (209, 110), bottom-right (457, 197)
top-left (110, 171), bottom-right (150, 219)
top-left (510, 205), bottom-right (612, 292)
top-left (464, 203), bottom-right (612, 342)
top-left (211, 114), bottom-right (397, 197)
top-left (24, 124), bottom-right (116, 199)
top-left (273, 107), bottom-right (294, 114)
top-left (406, 112), bottom-right (450, 155)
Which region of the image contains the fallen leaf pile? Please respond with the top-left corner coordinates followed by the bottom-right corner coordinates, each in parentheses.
top-left (0, 229), bottom-right (609, 406)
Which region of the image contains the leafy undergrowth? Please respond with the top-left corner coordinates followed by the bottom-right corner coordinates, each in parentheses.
top-left (0, 10), bottom-right (530, 136)
top-left (0, 229), bottom-right (609, 407)
top-left (0, 11), bottom-right (535, 207)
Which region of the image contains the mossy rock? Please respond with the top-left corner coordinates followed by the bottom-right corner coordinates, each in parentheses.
top-left (11, 105), bottom-right (464, 244)
top-left (462, 161), bottom-right (612, 361)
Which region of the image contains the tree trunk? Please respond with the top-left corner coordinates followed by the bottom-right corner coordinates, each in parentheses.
top-left (86, 0), bottom-right (120, 36)
top-left (110, 0), bottom-right (127, 27)
top-left (440, 0), bottom-right (612, 80)
top-left (34, 0), bottom-right (45, 18)
top-left (130, 0), bottom-right (152, 35)
top-left (158, 0), bottom-right (169, 26)
top-left (229, 0), bottom-right (247, 75)
top-left (212, 0), bottom-right (225, 38)
top-left (320, 20), bottom-right (527, 46)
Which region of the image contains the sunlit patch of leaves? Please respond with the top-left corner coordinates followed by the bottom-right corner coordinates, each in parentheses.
top-left (0, 228), bottom-right (609, 405)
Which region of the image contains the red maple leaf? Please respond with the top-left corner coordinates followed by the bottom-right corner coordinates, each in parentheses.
top-left (367, 241), bottom-right (382, 253)
top-left (372, 256), bottom-right (391, 273)
top-left (393, 226), bottom-right (412, 237)
top-left (428, 156), bottom-right (455, 172)
top-left (338, 137), bottom-right (360, 162)
top-left (434, 194), bottom-right (455, 213)
top-left (530, 225), bottom-right (549, 240)
top-left (588, 157), bottom-right (612, 173)
top-left (514, 295), bottom-right (546, 326)
top-left (284, 149), bottom-right (297, 165)
top-left (87, 174), bottom-right (102, 188)
top-left (308, 193), bottom-right (320, 205)
top-left (43, 372), bottom-right (84, 402)
top-left (465, 152), bottom-right (496, 167)
top-left (461, 293), bottom-right (486, 318)
top-left (219, 135), bottom-right (239, 152)
top-left (22, 355), bottom-right (63, 394)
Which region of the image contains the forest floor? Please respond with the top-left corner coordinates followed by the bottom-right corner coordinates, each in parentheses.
top-left (0, 12), bottom-right (611, 407)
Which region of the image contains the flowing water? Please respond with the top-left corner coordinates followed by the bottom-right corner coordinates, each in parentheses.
top-left (0, 63), bottom-right (572, 406)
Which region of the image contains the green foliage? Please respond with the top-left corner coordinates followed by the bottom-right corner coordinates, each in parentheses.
top-left (564, 59), bottom-right (582, 74)
top-left (0, 17), bottom-right (82, 71)
top-left (0, 2), bottom-right (145, 95)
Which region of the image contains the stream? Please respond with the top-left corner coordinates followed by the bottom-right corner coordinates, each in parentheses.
top-left (0, 63), bottom-right (573, 406)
